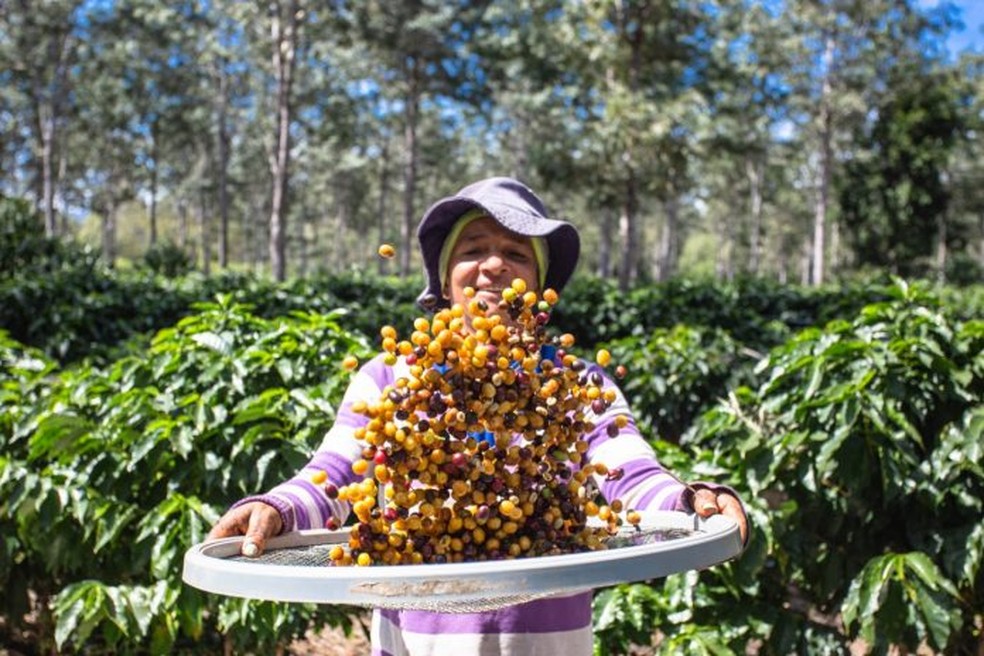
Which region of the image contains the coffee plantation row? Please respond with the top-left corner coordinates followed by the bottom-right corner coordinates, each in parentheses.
top-left (2, 203), bottom-right (982, 653)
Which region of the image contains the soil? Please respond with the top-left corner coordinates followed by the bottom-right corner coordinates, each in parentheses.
top-left (288, 619), bottom-right (372, 656)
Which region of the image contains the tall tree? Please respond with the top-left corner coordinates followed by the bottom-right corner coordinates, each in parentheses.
top-left (201, 1), bottom-right (252, 269)
top-left (343, 1), bottom-right (494, 277)
top-left (120, 2), bottom-right (208, 248)
top-left (838, 60), bottom-right (964, 278)
top-left (581, 0), bottom-right (708, 288)
top-left (784, 0), bottom-right (948, 284)
top-left (0, 1), bottom-right (83, 236)
top-left (266, 0), bottom-right (303, 281)
top-left (697, 0), bottom-right (792, 280)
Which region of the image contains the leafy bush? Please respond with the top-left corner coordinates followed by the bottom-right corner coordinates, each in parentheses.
top-left (0, 266), bottom-right (422, 365)
top-left (551, 275), bottom-right (893, 353)
top-left (603, 325), bottom-right (754, 443)
top-left (0, 298), bottom-right (374, 652)
top-left (143, 241), bottom-right (194, 278)
top-left (0, 194), bottom-right (102, 279)
top-left (683, 280), bottom-right (983, 653)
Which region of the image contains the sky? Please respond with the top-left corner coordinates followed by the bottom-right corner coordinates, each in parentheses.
top-left (925, 0), bottom-right (984, 56)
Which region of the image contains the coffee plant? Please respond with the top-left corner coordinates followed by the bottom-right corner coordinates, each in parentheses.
top-left (0, 297), bottom-right (373, 653)
top-left (1, 257), bottom-right (982, 654)
top-left (679, 280), bottom-right (983, 654)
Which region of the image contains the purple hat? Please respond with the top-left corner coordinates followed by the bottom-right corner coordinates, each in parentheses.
top-left (416, 177), bottom-right (581, 310)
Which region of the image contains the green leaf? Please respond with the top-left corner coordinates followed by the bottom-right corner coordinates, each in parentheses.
top-left (191, 331), bottom-right (232, 356)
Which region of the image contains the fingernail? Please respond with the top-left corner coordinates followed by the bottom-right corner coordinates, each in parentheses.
top-left (700, 502), bottom-right (717, 513)
top-left (242, 541), bottom-right (259, 557)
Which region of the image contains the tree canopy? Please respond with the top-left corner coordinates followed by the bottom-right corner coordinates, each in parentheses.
top-left (0, 0), bottom-right (981, 285)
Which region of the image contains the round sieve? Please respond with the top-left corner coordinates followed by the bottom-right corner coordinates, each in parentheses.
top-left (183, 510), bottom-right (741, 612)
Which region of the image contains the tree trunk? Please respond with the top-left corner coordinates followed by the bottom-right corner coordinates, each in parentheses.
top-left (268, 0), bottom-right (300, 282)
top-left (298, 203), bottom-right (309, 278)
top-left (199, 187), bottom-right (211, 276)
top-left (102, 201), bottom-right (117, 268)
top-left (377, 142), bottom-right (391, 276)
top-left (598, 210), bottom-right (613, 277)
top-left (800, 236), bottom-right (812, 285)
top-left (400, 59), bottom-right (420, 278)
top-left (216, 61), bottom-right (231, 269)
top-left (935, 209), bottom-right (947, 284)
top-left (655, 197), bottom-right (680, 282)
top-left (614, 2), bottom-right (644, 291)
top-left (57, 146), bottom-right (69, 235)
top-left (746, 157), bottom-right (763, 275)
top-left (812, 32), bottom-right (834, 286)
top-left (715, 222), bottom-right (729, 282)
top-left (978, 212), bottom-right (984, 273)
top-left (178, 199), bottom-right (189, 249)
top-left (38, 99), bottom-right (57, 236)
top-left (148, 120), bottom-right (159, 247)
top-left (617, 173), bottom-right (638, 291)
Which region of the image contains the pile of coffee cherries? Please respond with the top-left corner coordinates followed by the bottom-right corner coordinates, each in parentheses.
top-left (326, 280), bottom-right (636, 566)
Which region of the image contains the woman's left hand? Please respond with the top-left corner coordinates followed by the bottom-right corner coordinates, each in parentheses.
top-left (691, 488), bottom-right (748, 545)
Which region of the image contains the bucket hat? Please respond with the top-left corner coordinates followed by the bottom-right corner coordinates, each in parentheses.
top-left (416, 177), bottom-right (580, 310)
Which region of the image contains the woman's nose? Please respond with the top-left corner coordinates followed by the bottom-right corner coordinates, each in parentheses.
top-left (479, 252), bottom-right (506, 274)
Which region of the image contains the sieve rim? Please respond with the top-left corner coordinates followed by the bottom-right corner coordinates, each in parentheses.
top-left (182, 510), bottom-right (742, 610)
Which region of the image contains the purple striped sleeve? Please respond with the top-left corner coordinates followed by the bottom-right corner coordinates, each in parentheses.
top-left (229, 494), bottom-right (295, 533)
top-left (309, 451), bottom-right (360, 488)
top-left (601, 456), bottom-right (683, 505)
top-left (278, 490), bottom-right (314, 529)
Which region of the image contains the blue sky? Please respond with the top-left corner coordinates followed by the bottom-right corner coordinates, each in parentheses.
top-left (923, 0), bottom-right (984, 56)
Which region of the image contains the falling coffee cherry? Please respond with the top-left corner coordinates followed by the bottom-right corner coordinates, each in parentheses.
top-left (327, 285), bottom-right (634, 567)
top-left (377, 243), bottom-right (396, 259)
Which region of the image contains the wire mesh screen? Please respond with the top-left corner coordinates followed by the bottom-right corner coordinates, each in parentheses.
top-left (219, 526), bottom-right (697, 611)
top-left (184, 512), bottom-right (742, 612)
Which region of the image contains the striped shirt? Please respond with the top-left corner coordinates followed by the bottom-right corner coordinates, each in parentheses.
top-left (238, 353), bottom-right (696, 655)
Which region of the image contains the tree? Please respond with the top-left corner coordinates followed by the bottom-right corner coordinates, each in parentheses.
top-left (0, 1), bottom-right (84, 236)
top-left (784, 0), bottom-right (950, 284)
top-left (580, 0), bottom-right (709, 288)
top-left (839, 60), bottom-right (964, 278)
top-left (343, 1), bottom-right (494, 277)
top-left (696, 0), bottom-right (793, 281)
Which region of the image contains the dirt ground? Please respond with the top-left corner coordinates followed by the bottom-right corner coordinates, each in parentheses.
top-left (288, 619), bottom-right (372, 656)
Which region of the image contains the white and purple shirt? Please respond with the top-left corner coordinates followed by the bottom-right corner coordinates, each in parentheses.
top-left (239, 353), bottom-right (702, 655)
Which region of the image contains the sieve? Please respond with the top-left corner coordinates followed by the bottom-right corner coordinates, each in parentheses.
top-left (182, 510), bottom-right (742, 612)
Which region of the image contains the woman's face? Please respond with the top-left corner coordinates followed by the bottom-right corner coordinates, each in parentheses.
top-left (445, 217), bottom-right (539, 312)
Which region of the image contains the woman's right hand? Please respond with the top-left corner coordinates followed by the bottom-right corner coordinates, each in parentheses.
top-left (206, 501), bottom-right (283, 557)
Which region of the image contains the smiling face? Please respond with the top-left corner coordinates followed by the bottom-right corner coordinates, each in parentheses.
top-left (444, 216), bottom-right (540, 313)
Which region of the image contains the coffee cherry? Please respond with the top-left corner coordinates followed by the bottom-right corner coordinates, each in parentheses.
top-left (377, 244), bottom-right (396, 259)
top-left (328, 284), bottom-right (637, 567)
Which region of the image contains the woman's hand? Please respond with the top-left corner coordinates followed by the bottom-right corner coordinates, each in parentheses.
top-left (691, 488), bottom-right (748, 545)
top-left (206, 501), bottom-right (283, 557)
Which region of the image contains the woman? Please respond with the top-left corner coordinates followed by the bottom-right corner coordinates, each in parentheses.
top-left (208, 176), bottom-right (747, 655)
